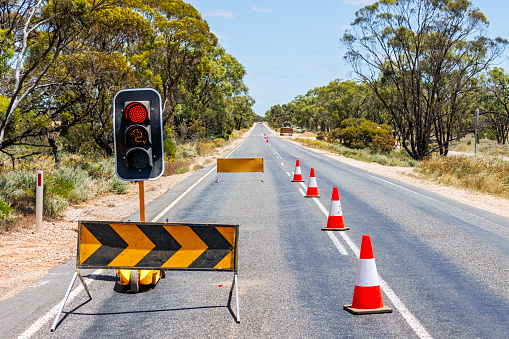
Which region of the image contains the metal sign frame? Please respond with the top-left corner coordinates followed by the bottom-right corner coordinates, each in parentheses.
top-left (51, 221), bottom-right (240, 331)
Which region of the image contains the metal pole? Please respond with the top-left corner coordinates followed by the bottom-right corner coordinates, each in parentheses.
top-left (475, 108), bottom-right (479, 156)
top-left (36, 170), bottom-right (43, 233)
top-left (138, 181), bottom-right (145, 222)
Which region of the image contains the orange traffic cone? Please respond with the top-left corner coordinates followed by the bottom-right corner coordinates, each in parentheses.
top-left (322, 187), bottom-right (349, 231)
top-left (291, 159), bottom-right (305, 182)
top-left (304, 168), bottom-right (320, 198)
top-left (344, 235), bottom-right (392, 315)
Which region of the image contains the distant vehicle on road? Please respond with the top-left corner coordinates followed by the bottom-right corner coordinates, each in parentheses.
top-left (280, 121), bottom-right (293, 136)
top-left (294, 127), bottom-right (304, 133)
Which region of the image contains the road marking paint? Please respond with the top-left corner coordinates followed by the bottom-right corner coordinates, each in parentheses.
top-left (299, 182), bottom-right (307, 190)
top-left (152, 135), bottom-right (250, 222)
top-left (281, 162), bottom-right (284, 166)
top-left (366, 173), bottom-right (507, 231)
top-left (298, 188), bottom-right (305, 196)
top-left (17, 269), bottom-right (104, 338)
top-left (312, 196), bottom-right (433, 339)
top-left (327, 231), bottom-right (348, 255)
top-left (286, 172), bottom-right (291, 177)
top-left (19, 130), bottom-right (253, 336)
top-left (379, 278), bottom-right (433, 339)
top-left (152, 167), bottom-right (216, 222)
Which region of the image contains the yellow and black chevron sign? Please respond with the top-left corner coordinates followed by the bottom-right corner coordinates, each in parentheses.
top-left (77, 221), bottom-right (238, 271)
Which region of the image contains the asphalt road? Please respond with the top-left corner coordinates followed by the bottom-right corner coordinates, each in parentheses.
top-left (4, 124), bottom-right (509, 338)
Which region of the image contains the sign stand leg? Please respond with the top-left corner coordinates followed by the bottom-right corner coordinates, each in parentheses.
top-left (228, 273), bottom-right (240, 323)
top-left (51, 270), bottom-right (91, 332)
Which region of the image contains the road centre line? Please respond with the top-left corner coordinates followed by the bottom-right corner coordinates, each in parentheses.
top-left (308, 186), bottom-right (433, 339)
top-left (279, 144), bottom-right (432, 338)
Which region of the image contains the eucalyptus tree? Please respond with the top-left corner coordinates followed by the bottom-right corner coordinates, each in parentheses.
top-left (342, 0), bottom-right (507, 159)
top-left (479, 67), bottom-right (509, 144)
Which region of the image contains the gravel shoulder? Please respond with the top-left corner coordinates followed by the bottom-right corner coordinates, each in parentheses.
top-left (1, 125), bottom-right (508, 302)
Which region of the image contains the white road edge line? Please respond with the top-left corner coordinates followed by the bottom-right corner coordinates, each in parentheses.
top-left (19, 132), bottom-right (252, 337)
top-left (152, 135), bottom-right (250, 222)
top-left (17, 269), bottom-right (104, 339)
top-left (366, 173), bottom-right (507, 231)
top-left (312, 197), bottom-right (433, 339)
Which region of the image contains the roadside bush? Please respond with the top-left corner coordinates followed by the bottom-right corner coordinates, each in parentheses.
top-left (43, 195), bottom-right (68, 218)
top-left (50, 167), bottom-right (93, 203)
top-left (164, 138), bottom-right (178, 158)
top-left (0, 197), bottom-right (16, 232)
top-left (109, 176), bottom-right (129, 194)
top-left (371, 154), bottom-right (389, 165)
top-left (371, 134), bottom-right (396, 153)
top-left (316, 132), bottom-right (327, 141)
top-left (0, 171), bottom-right (35, 214)
top-left (178, 144), bottom-right (198, 158)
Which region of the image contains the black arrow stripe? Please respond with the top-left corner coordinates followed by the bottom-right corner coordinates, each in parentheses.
top-left (135, 225), bottom-right (181, 267)
top-left (81, 223), bottom-right (128, 267)
top-left (188, 226), bottom-right (234, 269)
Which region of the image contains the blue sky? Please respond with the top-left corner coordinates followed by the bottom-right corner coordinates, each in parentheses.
top-left (186, 0), bottom-right (509, 116)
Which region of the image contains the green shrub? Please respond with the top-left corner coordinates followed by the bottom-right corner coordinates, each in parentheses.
top-left (371, 154), bottom-right (389, 165)
top-left (81, 159), bottom-right (115, 179)
top-left (0, 198), bottom-right (16, 232)
top-left (178, 144), bottom-right (198, 158)
top-left (371, 134), bottom-right (396, 153)
top-left (44, 195), bottom-right (68, 218)
top-left (109, 176), bottom-right (129, 194)
top-left (0, 171), bottom-right (36, 214)
top-left (164, 138), bottom-right (178, 158)
top-left (51, 167), bottom-right (92, 203)
top-left (316, 132), bottom-right (327, 141)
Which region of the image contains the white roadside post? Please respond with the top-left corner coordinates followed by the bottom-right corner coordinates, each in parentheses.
top-left (36, 170), bottom-right (43, 233)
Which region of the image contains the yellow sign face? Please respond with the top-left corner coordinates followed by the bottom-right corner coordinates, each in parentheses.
top-left (77, 221), bottom-right (237, 271)
top-left (217, 158), bottom-right (264, 173)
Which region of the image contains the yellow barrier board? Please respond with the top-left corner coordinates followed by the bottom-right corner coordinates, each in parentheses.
top-left (217, 158), bottom-right (264, 173)
top-left (78, 221), bottom-right (238, 271)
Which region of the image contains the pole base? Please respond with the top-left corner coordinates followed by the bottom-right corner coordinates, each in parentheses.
top-left (343, 304), bottom-right (393, 315)
top-left (321, 227), bottom-right (350, 231)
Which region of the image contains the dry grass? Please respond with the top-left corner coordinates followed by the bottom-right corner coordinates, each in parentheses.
top-left (164, 160), bottom-right (191, 176)
top-left (420, 155), bottom-right (509, 198)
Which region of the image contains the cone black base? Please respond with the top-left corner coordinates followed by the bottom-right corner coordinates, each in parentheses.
top-left (343, 304), bottom-right (393, 315)
top-left (291, 179), bottom-right (305, 182)
top-left (321, 227), bottom-right (350, 231)
top-left (304, 195), bottom-right (320, 198)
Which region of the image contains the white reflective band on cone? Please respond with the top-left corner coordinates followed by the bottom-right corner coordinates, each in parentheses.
top-left (309, 176), bottom-right (317, 187)
top-left (295, 166), bottom-right (301, 175)
top-left (328, 200), bottom-right (343, 216)
top-left (355, 258), bottom-right (380, 287)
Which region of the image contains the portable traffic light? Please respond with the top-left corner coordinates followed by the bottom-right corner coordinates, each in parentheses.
top-left (113, 88), bottom-right (164, 181)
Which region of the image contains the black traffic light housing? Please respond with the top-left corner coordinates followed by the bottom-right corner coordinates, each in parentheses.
top-left (113, 88), bottom-right (164, 181)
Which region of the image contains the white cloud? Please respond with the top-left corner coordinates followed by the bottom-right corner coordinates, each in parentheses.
top-left (342, 0), bottom-right (375, 5)
top-left (204, 10), bottom-right (235, 19)
top-left (212, 31), bottom-right (240, 40)
top-left (251, 6), bottom-right (272, 13)
top-left (336, 25), bottom-right (351, 31)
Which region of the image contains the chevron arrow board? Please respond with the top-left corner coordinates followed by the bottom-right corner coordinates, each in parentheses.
top-left (77, 221), bottom-right (238, 271)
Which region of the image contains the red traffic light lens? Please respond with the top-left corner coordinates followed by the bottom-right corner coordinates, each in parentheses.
top-left (125, 102), bottom-right (148, 123)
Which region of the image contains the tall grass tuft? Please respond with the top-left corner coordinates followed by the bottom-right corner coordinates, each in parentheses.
top-left (420, 156), bottom-right (509, 197)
